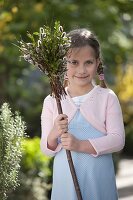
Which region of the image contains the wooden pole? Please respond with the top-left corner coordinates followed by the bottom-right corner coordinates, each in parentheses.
top-left (55, 97), bottom-right (83, 200)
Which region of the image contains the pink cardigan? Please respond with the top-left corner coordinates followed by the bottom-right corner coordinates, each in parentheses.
top-left (40, 85), bottom-right (125, 157)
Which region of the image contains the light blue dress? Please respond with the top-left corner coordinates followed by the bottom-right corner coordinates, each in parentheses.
top-left (51, 92), bottom-right (118, 200)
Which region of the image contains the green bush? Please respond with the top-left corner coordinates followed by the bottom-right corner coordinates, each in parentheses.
top-left (0, 103), bottom-right (26, 200)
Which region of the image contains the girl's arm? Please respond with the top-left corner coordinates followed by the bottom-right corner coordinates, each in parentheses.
top-left (88, 92), bottom-right (125, 157)
top-left (40, 96), bottom-right (62, 157)
top-left (47, 128), bottom-right (58, 151)
top-left (79, 140), bottom-right (97, 154)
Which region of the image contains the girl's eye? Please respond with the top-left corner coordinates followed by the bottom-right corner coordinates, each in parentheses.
top-left (71, 61), bottom-right (78, 65)
top-left (86, 60), bottom-right (93, 65)
top-left (67, 60), bottom-right (78, 66)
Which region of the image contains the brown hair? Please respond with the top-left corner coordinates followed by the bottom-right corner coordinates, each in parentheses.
top-left (64, 28), bottom-right (107, 88)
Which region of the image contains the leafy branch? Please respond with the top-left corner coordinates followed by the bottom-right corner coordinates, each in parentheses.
top-left (15, 21), bottom-right (71, 99)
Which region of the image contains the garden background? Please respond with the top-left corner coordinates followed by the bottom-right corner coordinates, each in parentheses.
top-left (0, 0), bottom-right (133, 199)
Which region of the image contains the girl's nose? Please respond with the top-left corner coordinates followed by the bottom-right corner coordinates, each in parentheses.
top-left (78, 65), bottom-right (86, 74)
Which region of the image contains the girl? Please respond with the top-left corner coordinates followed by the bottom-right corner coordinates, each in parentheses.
top-left (40, 28), bottom-right (125, 200)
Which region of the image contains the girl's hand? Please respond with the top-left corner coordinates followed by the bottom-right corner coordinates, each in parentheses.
top-left (60, 133), bottom-right (97, 154)
top-left (61, 132), bottom-right (80, 151)
top-left (47, 114), bottom-right (68, 151)
top-left (51, 114), bottom-right (68, 139)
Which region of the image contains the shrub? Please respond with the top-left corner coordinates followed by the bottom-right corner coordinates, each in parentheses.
top-left (0, 103), bottom-right (26, 200)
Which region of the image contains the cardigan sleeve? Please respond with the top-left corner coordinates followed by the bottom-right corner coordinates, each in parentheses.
top-left (40, 96), bottom-right (62, 157)
top-left (89, 91), bottom-right (125, 157)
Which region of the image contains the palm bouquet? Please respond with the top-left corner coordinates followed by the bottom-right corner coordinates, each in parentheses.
top-left (17, 21), bottom-right (70, 99)
top-left (15, 21), bottom-right (82, 200)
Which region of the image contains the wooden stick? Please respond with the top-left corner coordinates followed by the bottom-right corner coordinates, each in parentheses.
top-left (55, 97), bottom-right (83, 200)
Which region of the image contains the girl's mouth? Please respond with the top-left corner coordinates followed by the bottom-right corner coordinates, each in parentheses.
top-left (75, 76), bottom-right (89, 79)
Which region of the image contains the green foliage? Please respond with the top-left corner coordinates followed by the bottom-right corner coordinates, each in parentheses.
top-left (0, 102), bottom-right (27, 200)
top-left (21, 137), bottom-right (52, 181)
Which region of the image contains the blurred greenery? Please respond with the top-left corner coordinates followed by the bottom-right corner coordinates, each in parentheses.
top-left (8, 137), bottom-right (53, 200)
top-left (0, 0), bottom-right (133, 199)
top-left (21, 137), bottom-right (52, 179)
top-left (114, 64), bottom-right (133, 156)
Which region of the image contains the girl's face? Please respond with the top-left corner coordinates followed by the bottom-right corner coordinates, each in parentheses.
top-left (66, 45), bottom-right (100, 90)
